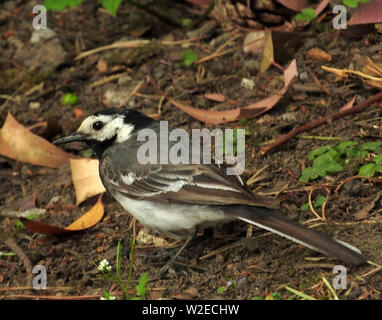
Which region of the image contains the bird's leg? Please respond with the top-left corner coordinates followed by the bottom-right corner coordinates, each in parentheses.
top-left (156, 235), bottom-right (193, 277)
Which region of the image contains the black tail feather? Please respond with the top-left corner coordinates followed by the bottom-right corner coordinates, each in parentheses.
top-left (224, 205), bottom-right (366, 266)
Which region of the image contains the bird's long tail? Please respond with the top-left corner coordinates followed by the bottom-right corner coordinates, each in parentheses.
top-left (223, 205), bottom-right (366, 265)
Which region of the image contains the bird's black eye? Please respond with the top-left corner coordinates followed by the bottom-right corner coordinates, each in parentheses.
top-left (92, 121), bottom-right (104, 131)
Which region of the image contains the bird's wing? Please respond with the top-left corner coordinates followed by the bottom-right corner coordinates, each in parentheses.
top-left (100, 157), bottom-right (277, 207)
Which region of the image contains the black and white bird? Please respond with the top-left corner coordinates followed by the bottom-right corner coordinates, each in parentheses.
top-left (54, 107), bottom-right (367, 271)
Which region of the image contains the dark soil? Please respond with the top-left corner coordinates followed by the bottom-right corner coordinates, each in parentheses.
top-left (0, 0), bottom-right (382, 300)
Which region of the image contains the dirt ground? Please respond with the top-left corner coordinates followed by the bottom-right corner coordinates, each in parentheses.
top-left (1, 0), bottom-right (382, 300)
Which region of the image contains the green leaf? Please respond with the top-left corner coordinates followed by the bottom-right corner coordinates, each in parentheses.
top-left (270, 292), bottom-right (284, 300)
top-left (217, 286), bottom-right (226, 293)
top-left (16, 212), bottom-right (42, 229)
top-left (359, 163), bottom-right (376, 177)
top-left (307, 145), bottom-right (333, 161)
top-left (15, 220), bottom-right (24, 229)
top-left (116, 239), bottom-right (122, 278)
top-left (360, 141), bottom-right (382, 152)
top-left (101, 0), bottom-right (122, 17)
top-left (312, 150), bottom-right (340, 170)
top-left (343, 0), bottom-right (358, 8)
top-left (181, 50), bottom-right (198, 67)
top-left (81, 149), bottom-right (93, 158)
top-left (324, 161), bottom-right (343, 174)
top-left (345, 147), bottom-right (368, 158)
top-left (181, 18), bottom-right (193, 28)
top-left (373, 154), bottom-right (382, 164)
top-left (44, 0), bottom-right (84, 11)
top-left (295, 8), bottom-right (317, 22)
top-left (61, 93), bottom-right (79, 106)
top-left (0, 251), bottom-right (16, 256)
top-left (301, 203), bottom-right (310, 211)
top-left (135, 272), bottom-right (149, 299)
top-left (314, 196), bottom-right (326, 208)
top-left (375, 164), bottom-right (382, 173)
top-left (335, 141), bottom-right (358, 153)
top-left (299, 167), bottom-right (323, 182)
top-left (25, 213), bottom-right (43, 220)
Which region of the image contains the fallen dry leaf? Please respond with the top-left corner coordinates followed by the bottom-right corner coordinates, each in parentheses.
top-left (349, 0), bottom-right (382, 25)
top-left (315, 0), bottom-right (331, 15)
top-left (260, 32), bottom-right (274, 73)
top-left (0, 113), bottom-right (75, 168)
top-left (20, 218), bottom-right (72, 234)
top-left (20, 194), bottom-right (104, 234)
top-left (339, 96), bottom-right (356, 112)
top-left (153, 59), bottom-right (297, 125)
top-left (204, 93), bottom-right (226, 102)
top-left (306, 48), bottom-right (332, 62)
top-left (70, 158), bottom-right (106, 205)
top-left (65, 195), bottom-right (104, 230)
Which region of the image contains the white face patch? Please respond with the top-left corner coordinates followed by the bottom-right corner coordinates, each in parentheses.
top-left (116, 123), bottom-right (134, 143)
top-left (77, 114), bottom-right (134, 143)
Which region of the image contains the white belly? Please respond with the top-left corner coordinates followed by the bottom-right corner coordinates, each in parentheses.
top-left (114, 192), bottom-right (232, 239)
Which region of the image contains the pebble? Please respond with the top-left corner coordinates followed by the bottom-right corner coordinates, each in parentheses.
top-left (30, 28), bottom-right (57, 44)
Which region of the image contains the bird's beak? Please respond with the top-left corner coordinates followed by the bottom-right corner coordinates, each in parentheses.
top-left (53, 132), bottom-right (87, 145)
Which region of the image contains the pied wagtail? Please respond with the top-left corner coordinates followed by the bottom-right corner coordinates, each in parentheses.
top-left (54, 107), bottom-right (367, 272)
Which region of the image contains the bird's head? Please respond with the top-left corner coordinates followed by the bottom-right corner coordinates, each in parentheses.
top-left (54, 108), bottom-right (154, 156)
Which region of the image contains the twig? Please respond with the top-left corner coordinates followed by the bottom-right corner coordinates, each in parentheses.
top-left (75, 37), bottom-right (205, 61)
top-left (308, 189), bottom-right (324, 221)
top-left (322, 276), bottom-right (339, 300)
top-left (308, 68), bottom-right (330, 94)
top-left (0, 286), bottom-right (72, 292)
top-left (358, 260), bottom-right (382, 279)
top-left (116, 79), bottom-right (146, 108)
top-left (198, 240), bottom-right (242, 260)
top-left (334, 175), bottom-right (382, 193)
top-left (2, 237), bottom-right (33, 287)
top-left (297, 135), bottom-right (344, 141)
top-left (261, 91), bottom-right (382, 155)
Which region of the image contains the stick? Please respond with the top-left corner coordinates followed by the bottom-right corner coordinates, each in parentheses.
top-left (261, 91), bottom-right (382, 155)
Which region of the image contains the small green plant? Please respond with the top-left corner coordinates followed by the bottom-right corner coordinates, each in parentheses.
top-left (61, 93), bottom-right (79, 106)
top-left (216, 286), bottom-right (226, 294)
top-left (16, 212), bottom-right (43, 230)
top-left (251, 292), bottom-right (287, 300)
top-left (342, 0), bottom-right (370, 8)
top-left (81, 149), bottom-right (93, 158)
top-left (301, 195), bottom-right (326, 211)
top-left (222, 128), bottom-right (251, 156)
top-left (299, 141), bottom-right (382, 182)
top-left (295, 8), bottom-right (317, 23)
top-left (358, 153), bottom-right (382, 177)
top-left (181, 49), bottom-right (198, 67)
top-left (101, 291), bottom-right (116, 300)
top-left (181, 18), bottom-right (193, 28)
top-left (96, 238), bottom-right (149, 300)
top-left (216, 278), bottom-right (246, 296)
top-left (44, 0), bottom-right (122, 16)
top-left (44, 0), bottom-right (84, 11)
